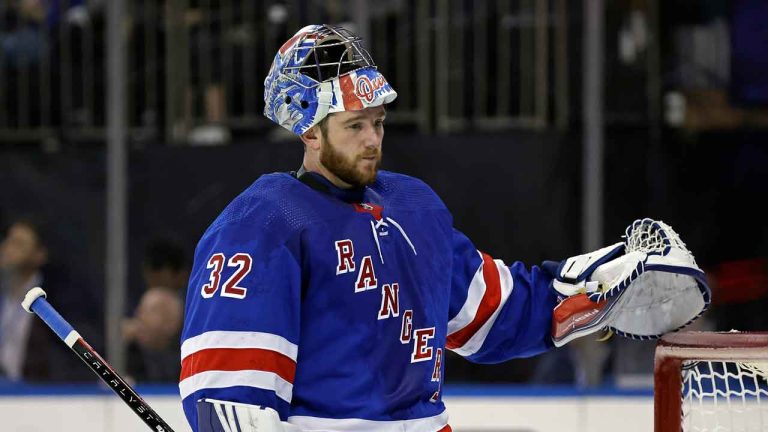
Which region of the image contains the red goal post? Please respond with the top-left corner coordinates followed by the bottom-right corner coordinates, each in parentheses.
top-left (655, 331), bottom-right (768, 432)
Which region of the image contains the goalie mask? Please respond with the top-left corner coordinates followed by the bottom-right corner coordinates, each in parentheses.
top-left (263, 24), bottom-right (398, 135)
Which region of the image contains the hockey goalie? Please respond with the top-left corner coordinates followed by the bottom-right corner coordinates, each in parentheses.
top-left (179, 24), bottom-right (711, 432)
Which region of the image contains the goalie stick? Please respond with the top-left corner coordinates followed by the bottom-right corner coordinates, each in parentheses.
top-left (22, 287), bottom-right (176, 432)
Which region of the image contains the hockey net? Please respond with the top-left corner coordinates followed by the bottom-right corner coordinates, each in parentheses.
top-left (655, 332), bottom-right (768, 432)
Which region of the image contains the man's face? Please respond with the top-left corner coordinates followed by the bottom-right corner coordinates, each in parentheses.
top-left (0, 223), bottom-right (46, 275)
top-left (319, 106), bottom-right (386, 187)
top-left (133, 288), bottom-right (183, 349)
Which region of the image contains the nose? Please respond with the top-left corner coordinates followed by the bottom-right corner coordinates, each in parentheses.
top-left (363, 123), bottom-right (382, 149)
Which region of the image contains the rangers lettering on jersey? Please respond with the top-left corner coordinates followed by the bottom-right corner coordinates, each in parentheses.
top-left (378, 283), bottom-right (400, 319)
top-left (334, 237), bottom-right (436, 367)
top-left (335, 239), bottom-right (355, 274)
top-left (355, 255), bottom-right (378, 292)
top-left (411, 327), bottom-right (436, 363)
top-left (431, 348), bottom-right (443, 381)
top-left (401, 310), bottom-right (413, 343)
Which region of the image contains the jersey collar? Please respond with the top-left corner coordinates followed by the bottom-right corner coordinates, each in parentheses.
top-left (294, 166), bottom-right (367, 203)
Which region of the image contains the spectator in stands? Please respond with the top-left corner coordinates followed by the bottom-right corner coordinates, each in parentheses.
top-left (1, 1), bottom-right (49, 127)
top-left (0, 0), bottom-right (46, 69)
top-left (123, 238), bottom-right (187, 382)
top-left (185, 1), bottom-right (231, 145)
top-left (0, 218), bottom-right (50, 381)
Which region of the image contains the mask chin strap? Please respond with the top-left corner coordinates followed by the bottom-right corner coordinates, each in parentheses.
top-left (309, 81), bottom-right (334, 129)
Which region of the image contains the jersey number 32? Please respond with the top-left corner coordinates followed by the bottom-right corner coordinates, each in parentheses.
top-left (200, 253), bottom-right (253, 299)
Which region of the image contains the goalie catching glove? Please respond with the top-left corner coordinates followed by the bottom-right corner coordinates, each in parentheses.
top-left (548, 218), bottom-right (711, 347)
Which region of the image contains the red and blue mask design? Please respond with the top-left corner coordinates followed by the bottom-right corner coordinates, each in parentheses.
top-left (263, 24), bottom-right (398, 135)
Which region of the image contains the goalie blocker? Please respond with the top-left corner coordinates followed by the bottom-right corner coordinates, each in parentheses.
top-left (197, 399), bottom-right (301, 432)
top-left (547, 218), bottom-right (711, 347)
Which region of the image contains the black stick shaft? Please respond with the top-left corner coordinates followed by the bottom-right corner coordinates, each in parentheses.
top-left (24, 289), bottom-right (175, 432)
top-left (71, 338), bottom-right (176, 432)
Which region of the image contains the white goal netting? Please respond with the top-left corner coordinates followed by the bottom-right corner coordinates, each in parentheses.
top-left (682, 360), bottom-right (768, 432)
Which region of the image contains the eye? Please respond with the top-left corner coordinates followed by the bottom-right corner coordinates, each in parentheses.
top-left (347, 123), bottom-right (362, 130)
top-left (375, 119), bottom-right (385, 128)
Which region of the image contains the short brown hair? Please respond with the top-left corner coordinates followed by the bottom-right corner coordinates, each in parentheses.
top-left (5, 217), bottom-right (48, 248)
top-left (317, 113), bottom-right (332, 139)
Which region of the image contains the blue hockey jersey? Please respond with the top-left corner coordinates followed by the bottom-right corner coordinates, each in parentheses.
top-left (180, 170), bottom-right (558, 432)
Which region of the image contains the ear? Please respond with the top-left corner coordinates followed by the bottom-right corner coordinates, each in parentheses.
top-left (300, 125), bottom-right (322, 151)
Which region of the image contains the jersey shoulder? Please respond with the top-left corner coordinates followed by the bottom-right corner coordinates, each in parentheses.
top-left (372, 170), bottom-right (448, 211)
top-left (206, 172), bottom-right (314, 239)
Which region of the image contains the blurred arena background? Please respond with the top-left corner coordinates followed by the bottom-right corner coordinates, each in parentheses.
top-left (1, 0), bottom-right (767, 430)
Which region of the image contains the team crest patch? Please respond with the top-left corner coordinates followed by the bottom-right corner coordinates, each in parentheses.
top-left (353, 203), bottom-right (384, 221)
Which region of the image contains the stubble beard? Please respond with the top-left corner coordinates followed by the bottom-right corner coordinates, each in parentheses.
top-left (320, 135), bottom-right (381, 187)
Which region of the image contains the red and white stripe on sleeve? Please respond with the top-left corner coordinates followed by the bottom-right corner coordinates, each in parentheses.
top-left (179, 331), bottom-right (298, 403)
top-left (446, 252), bottom-right (514, 357)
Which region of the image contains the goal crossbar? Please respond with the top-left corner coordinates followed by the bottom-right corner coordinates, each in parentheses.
top-left (655, 332), bottom-right (768, 432)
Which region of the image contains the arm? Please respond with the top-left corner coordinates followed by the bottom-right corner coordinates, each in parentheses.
top-left (180, 221), bottom-right (302, 432)
top-left (446, 229), bottom-right (559, 363)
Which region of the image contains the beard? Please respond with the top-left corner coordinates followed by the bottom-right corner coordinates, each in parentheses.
top-left (320, 135), bottom-right (382, 187)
